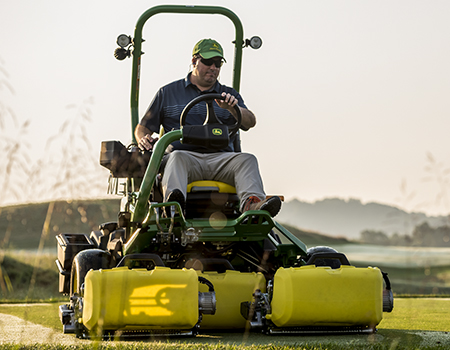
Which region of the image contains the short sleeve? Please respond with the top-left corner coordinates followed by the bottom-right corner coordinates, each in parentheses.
top-left (140, 87), bottom-right (164, 133)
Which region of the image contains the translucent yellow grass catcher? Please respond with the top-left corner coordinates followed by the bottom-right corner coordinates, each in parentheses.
top-left (82, 267), bottom-right (199, 332)
top-left (267, 265), bottom-right (383, 329)
top-left (198, 270), bottom-right (266, 329)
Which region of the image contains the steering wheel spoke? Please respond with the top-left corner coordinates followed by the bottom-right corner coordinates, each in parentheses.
top-left (205, 99), bottom-right (221, 125)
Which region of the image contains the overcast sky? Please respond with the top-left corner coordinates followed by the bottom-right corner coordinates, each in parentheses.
top-left (1, 0), bottom-right (450, 216)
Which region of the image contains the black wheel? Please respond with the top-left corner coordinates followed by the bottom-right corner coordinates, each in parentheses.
top-left (305, 246), bottom-right (350, 269)
top-left (70, 249), bottom-right (111, 295)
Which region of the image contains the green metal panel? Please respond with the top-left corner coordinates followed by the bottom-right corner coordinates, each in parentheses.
top-left (129, 5), bottom-right (244, 142)
top-left (132, 129), bottom-right (182, 223)
top-left (126, 206), bottom-right (308, 258)
top-left (273, 221), bottom-right (308, 256)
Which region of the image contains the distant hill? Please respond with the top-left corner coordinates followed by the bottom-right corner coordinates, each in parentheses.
top-left (2, 197), bottom-right (447, 250)
top-left (0, 198), bottom-right (347, 251)
top-left (277, 197), bottom-right (449, 239)
top-left (280, 223), bottom-right (353, 248)
top-left (0, 199), bottom-right (120, 250)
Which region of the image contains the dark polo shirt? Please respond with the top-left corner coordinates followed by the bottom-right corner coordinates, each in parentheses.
top-left (140, 73), bottom-right (247, 152)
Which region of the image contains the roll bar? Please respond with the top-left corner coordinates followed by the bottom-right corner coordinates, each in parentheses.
top-left (129, 5), bottom-right (245, 142)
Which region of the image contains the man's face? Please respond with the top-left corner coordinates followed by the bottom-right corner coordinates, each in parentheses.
top-left (193, 56), bottom-right (223, 87)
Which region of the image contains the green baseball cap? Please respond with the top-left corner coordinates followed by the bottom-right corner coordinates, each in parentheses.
top-left (192, 38), bottom-right (226, 62)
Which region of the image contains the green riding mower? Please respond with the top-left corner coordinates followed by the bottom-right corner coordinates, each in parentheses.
top-left (55, 5), bottom-right (393, 338)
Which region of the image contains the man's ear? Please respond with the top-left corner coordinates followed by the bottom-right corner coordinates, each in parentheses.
top-left (191, 57), bottom-right (197, 66)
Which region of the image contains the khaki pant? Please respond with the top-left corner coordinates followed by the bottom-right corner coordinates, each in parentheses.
top-left (162, 150), bottom-right (266, 211)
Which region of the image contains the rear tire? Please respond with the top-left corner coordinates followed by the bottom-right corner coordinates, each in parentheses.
top-left (70, 249), bottom-right (111, 295)
top-left (305, 246), bottom-right (350, 268)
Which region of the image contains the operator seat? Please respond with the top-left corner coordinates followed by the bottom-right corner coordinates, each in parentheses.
top-left (185, 180), bottom-right (240, 219)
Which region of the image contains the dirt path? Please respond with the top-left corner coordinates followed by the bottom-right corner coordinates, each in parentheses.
top-left (0, 312), bottom-right (81, 345)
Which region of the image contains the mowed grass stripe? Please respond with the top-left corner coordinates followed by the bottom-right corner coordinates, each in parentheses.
top-left (1, 298), bottom-right (449, 334)
top-left (378, 298), bottom-right (450, 331)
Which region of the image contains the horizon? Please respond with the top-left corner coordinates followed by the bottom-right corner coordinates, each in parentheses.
top-left (1, 194), bottom-right (447, 219)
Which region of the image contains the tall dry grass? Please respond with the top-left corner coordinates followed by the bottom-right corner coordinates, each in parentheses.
top-left (0, 57), bottom-right (108, 300)
top-left (422, 152), bottom-right (450, 225)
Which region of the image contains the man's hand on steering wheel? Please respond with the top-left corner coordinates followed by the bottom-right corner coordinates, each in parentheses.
top-left (215, 92), bottom-right (239, 112)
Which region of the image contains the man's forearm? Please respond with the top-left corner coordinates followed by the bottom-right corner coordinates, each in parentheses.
top-left (135, 124), bottom-right (152, 142)
top-left (230, 106), bottom-right (256, 130)
top-left (135, 124), bottom-right (159, 151)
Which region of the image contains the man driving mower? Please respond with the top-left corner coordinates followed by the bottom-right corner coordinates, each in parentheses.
top-left (135, 38), bottom-right (282, 217)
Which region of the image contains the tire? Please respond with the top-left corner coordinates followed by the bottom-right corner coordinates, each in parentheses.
top-left (305, 246), bottom-right (350, 269)
top-left (70, 249), bottom-right (111, 295)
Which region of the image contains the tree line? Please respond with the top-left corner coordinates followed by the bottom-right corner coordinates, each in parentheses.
top-left (360, 221), bottom-right (450, 247)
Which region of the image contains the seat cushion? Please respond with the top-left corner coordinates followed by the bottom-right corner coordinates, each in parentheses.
top-left (187, 181), bottom-right (236, 194)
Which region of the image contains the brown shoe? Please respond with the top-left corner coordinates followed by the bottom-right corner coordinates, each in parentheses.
top-left (243, 196), bottom-right (282, 217)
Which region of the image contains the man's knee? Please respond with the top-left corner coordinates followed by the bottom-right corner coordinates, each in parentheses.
top-left (236, 152), bottom-right (259, 167)
top-left (167, 150), bottom-right (184, 162)
top-left (227, 153), bottom-right (260, 178)
top-left (166, 150), bottom-right (191, 168)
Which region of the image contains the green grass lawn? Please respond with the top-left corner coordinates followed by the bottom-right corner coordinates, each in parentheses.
top-left (0, 303), bottom-right (62, 331)
top-left (0, 298), bottom-right (449, 350)
top-left (378, 298), bottom-right (450, 331)
top-left (1, 298), bottom-right (448, 334)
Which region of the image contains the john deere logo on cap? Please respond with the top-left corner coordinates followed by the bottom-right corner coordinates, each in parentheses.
top-left (212, 128), bottom-right (223, 136)
top-left (211, 43), bottom-right (221, 52)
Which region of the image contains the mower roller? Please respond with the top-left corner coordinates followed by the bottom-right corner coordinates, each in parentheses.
top-left (55, 5), bottom-right (393, 338)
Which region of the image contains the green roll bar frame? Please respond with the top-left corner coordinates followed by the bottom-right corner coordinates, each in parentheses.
top-left (128, 5), bottom-right (245, 223)
top-left (124, 5), bottom-right (308, 258)
top-left (129, 5), bottom-right (245, 142)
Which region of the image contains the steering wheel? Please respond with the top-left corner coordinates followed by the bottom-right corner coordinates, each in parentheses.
top-left (179, 93), bottom-right (242, 138)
